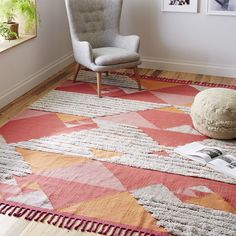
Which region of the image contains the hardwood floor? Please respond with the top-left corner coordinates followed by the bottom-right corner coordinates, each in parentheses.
top-left (0, 63), bottom-right (235, 236)
top-left (0, 214), bottom-right (96, 236)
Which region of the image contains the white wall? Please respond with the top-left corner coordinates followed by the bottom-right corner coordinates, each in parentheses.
top-left (121, 0), bottom-right (236, 78)
top-left (0, 0), bottom-right (73, 109)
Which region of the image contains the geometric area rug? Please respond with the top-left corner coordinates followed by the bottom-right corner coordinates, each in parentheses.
top-left (0, 70), bottom-right (236, 235)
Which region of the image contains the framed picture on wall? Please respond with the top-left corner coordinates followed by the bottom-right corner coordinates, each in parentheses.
top-left (207, 0), bottom-right (236, 16)
top-left (162, 0), bottom-right (198, 13)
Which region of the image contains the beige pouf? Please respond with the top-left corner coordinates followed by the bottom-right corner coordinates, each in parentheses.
top-left (191, 88), bottom-right (236, 140)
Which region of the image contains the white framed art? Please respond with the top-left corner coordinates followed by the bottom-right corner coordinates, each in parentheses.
top-left (207, 0), bottom-right (236, 16)
top-left (162, 0), bottom-right (198, 13)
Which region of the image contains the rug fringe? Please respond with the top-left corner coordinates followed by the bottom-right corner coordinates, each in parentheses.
top-left (110, 71), bottom-right (236, 90)
top-left (81, 68), bottom-right (236, 90)
top-left (0, 202), bottom-right (159, 235)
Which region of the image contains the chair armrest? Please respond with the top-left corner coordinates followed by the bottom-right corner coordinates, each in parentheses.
top-left (72, 40), bottom-right (93, 68)
top-left (112, 34), bottom-right (140, 52)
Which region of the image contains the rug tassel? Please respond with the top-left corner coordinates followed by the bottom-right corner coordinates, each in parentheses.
top-left (25, 210), bottom-right (36, 220)
top-left (80, 220), bottom-right (91, 232)
top-left (139, 232), bottom-right (146, 236)
top-left (1, 205), bottom-right (12, 215)
top-left (102, 224), bottom-right (114, 235)
top-left (131, 230), bottom-right (139, 236)
top-left (47, 213), bottom-right (57, 224)
top-left (13, 207), bottom-right (28, 217)
top-left (59, 216), bottom-right (68, 228)
top-left (110, 226), bottom-right (120, 236)
top-left (0, 203), bottom-right (157, 235)
top-left (92, 222), bottom-right (102, 233)
top-left (0, 204), bottom-right (9, 214)
top-left (87, 221), bottom-right (95, 232)
top-left (64, 218), bottom-right (77, 230)
top-left (98, 223), bottom-right (109, 234)
top-left (117, 227), bottom-right (126, 235)
top-left (34, 212), bottom-right (47, 221)
top-left (124, 228), bottom-right (132, 236)
top-left (74, 219), bottom-right (85, 231)
top-left (26, 210), bottom-right (40, 221)
top-left (52, 215), bottom-right (63, 226)
top-left (8, 206), bottom-right (19, 216)
top-left (40, 212), bottom-right (53, 223)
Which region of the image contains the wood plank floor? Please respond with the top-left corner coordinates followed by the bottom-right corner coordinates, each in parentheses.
top-left (0, 63), bottom-right (235, 236)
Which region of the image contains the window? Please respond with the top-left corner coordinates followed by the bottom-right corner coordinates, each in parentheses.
top-left (0, 0), bottom-right (38, 53)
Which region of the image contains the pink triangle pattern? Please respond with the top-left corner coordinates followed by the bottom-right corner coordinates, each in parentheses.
top-left (40, 161), bottom-right (126, 191)
top-left (95, 112), bottom-right (157, 129)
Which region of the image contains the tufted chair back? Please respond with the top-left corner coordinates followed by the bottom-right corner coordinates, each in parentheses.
top-left (65, 0), bottom-right (123, 48)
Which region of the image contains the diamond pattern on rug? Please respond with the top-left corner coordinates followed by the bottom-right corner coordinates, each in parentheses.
top-left (141, 127), bottom-right (206, 147)
top-left (151, 91), bottom-right (195, 106)
top-left (95, 111), bottom-right (157, 129)
top-left (40, 161), bottom-right (126, 191)
top-left (138, 109), bottom-right (193, 129)
top-left (0, 136), bottom-right (31, 184)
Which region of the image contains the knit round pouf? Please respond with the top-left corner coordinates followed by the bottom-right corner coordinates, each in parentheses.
top-left (191, 88), bottom-right (236, 140)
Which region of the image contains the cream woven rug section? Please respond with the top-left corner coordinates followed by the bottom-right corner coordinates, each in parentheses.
top-left (73, 70), bottom-right (143, 89)
top-left (30, 90), bottom-right (190, 118)
top-left (0, 136), bottom-right (31, 185)
top-left (132, 184), bottom-right (236, 236)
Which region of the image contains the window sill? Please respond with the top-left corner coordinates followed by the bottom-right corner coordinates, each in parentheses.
top-left (0, 35), bottom-right (36, 53)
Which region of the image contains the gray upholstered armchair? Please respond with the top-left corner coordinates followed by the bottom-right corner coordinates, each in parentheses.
top-left (65, 0), bottom-right (142, 97)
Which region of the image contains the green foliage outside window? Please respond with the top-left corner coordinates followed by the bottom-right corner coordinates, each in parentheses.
top-left (0, 0), bottom-right (39, 39)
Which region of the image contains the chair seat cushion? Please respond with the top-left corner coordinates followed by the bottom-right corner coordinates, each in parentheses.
top-left (93, 47), bottom-right (140, 66)
top-left (191, 88), bottom-right (236, 140)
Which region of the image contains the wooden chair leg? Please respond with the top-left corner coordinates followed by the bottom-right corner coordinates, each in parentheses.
top-left (96, 72), bottom-right (102, 98)
top-left (133, 67), bottom-right (142, 91)
top-left (73, 63), bottom-right (81, 83)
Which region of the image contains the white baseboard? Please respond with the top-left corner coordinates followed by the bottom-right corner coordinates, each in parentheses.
top-left (0, 52), bottom-right (74, 109)
top-left (140, 57), bottom-right (236, 79)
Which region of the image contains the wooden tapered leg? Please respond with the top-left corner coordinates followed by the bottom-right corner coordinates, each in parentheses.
top-left (133, 67), bottom-right (142, 91)
top-left (73, 63), bottom-right (81, 83)
top-left (96, 72), bottom-right (102, 98)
